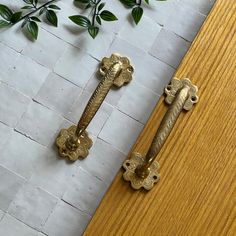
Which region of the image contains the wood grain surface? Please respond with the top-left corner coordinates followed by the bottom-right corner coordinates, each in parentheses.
top-left (84, 0), bottom-right (236, 235)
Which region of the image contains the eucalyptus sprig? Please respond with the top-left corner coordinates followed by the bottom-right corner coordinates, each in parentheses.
top-left (120, 0), bottom-right (166, 25)
top-left (69, 0), bottom-right (118, 39)
top-left (0, 0), bottom-right (61, 40)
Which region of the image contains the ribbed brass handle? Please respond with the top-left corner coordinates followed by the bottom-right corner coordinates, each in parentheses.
top-left (56, 54), bottom-right (134, 161)
top-left (123, 78), bottom-right (199, 190)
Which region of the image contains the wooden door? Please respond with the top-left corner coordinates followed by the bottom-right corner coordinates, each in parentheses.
top-left (84, 0), bottom-right (236, 235)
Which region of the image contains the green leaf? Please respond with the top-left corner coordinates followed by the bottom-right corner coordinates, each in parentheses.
top-left (0, 4), bottom-right (13, 21)
top-left (98, 2), bottom-right (105, 12)
top-left (100, 10), bottom-right (118, 21)
top-left (21, 18), bottom-right (29, 28)
top-left (39, 7), bottom-right (46, 16)
top-left (119, 0), bottom-right (136, 8)
top-left (145, 0), bottom-right (149, 4)
top-left (96, 15), bottom-right (101, 25)
top-left (30, 16), bottom-right (41, 22)
top-left (88, 26), bottom-right (99, 39)
top-left (27, 21), bottom-right (38, 40)
top-left (10, 12), bottom-right (22, 24)
top-left (46, 10), bottom-right (58, 27)
top-left (48, 5), bottom-right (61, 10)
top-left (23, 0), bottom-right (33, 4)
top-left (74, 0), bottom-right (90, 3)
top-left (21, 6), bottom-right (34, 9)
top-left (69, 15), bottom-right (91, 28)
top-left (0, 19), bottom-right (11, 28)
top-left (85, 3), bottom-right (92, 9)
top-left (132, 6), bottom-right (143, 25)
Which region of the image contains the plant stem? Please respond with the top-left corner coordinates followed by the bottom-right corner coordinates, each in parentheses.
top-left (137, 0), bottom-right (142, 6)
top-left (92, 1), bottom-right (99, 26)
top-left (19, 0), bottom-right (57, 22)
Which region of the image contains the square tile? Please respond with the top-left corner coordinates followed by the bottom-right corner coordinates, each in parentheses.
top-left (62, 167), bottom-right (108, 215)
top-left (180, 0), bottom-right (215, 15)
top-left (0, 131), bottom-right (47, 179)
top-left (34, 73), bottom-right (82, 116)
top-left (150, 29), bottom-right (190, 68)
top-left (0, 24), bottom-right (28, 52)
top-left (8, 184), bottom-right (58, 230)
top-left (0, 165), bottom-right (25, 211)
top-left (119, 16), bottom-right (162, 51)
top-left (0, 214), bottom-right (38, 236)
top-left (71, 29), bottom-right (115, 60)
top-left (43, 201), bottom-right (91, 236)
top-left (0, 43), bottom-right (19, 80)
top-left (145, 0), bottom-right (175, 26)
top-left (99, 109), bottom-right (143, 154)
top-left (135, 54), bottom-right (175, 95)
top-left (54, 45), bottom-right (98, 88)
top-left (22, 28), bottom-right (67, 69)
top-left (107, 37), bottom-right (145, 69)
top-left (16, 101), bottom-right (64, 146)
top-left (79, 138), bottom-right (126, 186)
top-left (0, 210), bottom-right (4, 221)
top-left (6, 55), bottom-right (50, 97)
top-left (165, 3), bottom-right (206, 42)
top-left (118, 81), bottom-right (160, 124)
top-left (29, 149), bottom-right (77, 198)
top-left (0, 83), bottom-right (31, 127)
top-left (0, 123), bottom-right (13, 150)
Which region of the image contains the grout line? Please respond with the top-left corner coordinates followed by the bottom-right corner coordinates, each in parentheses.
top-left (61, 199), bottom-right (92, 217)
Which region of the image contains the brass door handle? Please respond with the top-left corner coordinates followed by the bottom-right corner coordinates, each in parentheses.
top-left (56, 54), bottom-right (134, 161)
top-left (123, 78), bottom-right (199, 190)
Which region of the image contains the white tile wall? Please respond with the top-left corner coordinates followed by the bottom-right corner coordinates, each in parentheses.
top-left (8, 184), bottom-right (58, 230)
top-left (0, 0), bottom-right (214, 235)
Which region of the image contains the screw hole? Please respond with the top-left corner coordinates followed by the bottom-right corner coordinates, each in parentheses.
top-left (153, 175), bottom-right (158, 180)
top-left (127, 66), bottom-right (133, 73)
top-left (191, 96), bottom-right (197, 102)
top-left (100, 67), bottom-right (106, 73)
top-left (167, 85), bottom-right (172, 91)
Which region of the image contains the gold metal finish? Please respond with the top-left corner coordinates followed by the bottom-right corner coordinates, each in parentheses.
top-left (123, 78), bottom-right (199, 190)
top-left (56, 53), bottom-right (134, 161)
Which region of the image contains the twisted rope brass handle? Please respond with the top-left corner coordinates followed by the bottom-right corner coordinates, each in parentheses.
top-left (56, 54), bottom-right (134, 161)
top-left (123, 78), bottom-right (199, 190)
top-left (76, 62), bottom-right (122, 137)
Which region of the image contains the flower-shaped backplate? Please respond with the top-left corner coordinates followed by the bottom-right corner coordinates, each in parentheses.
top-left (56, 125), bottom-right (93, 161)
top-left (100, 53), bottom-right (134, 87)
top-left (123, 152), bottom-right (160, 190)
top-left (165, 77), bottom-right (199, 110)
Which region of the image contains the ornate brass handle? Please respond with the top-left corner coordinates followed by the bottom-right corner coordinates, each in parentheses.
top-left (123, 78), bottom-right (199, 190)
top-left (56, 54), bottom-right (134, 161)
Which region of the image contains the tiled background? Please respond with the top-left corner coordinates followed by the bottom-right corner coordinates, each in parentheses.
top-left (0, 0), bottom-right (215, 235)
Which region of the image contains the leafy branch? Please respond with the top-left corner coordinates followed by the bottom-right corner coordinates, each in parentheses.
top-left (69, 0), bottom-right (118, 39)
top-left (120, 0), bottom-right (166, 25)
top-left (0, 0), bottom-right (61, 40)
top-left (0, 0), bottom-right (168, 41)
